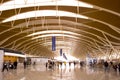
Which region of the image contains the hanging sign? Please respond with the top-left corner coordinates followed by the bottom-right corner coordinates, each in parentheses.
top-left (52, 36), bottom-right (56, 51)
top-left (60, 49), bottom-right (62, 56)
top-left (63, 53), bottom-right (67, 60)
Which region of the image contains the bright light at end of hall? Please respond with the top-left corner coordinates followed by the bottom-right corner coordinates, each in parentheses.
top-left (0, 0), bottom-right (93, 11)
top-left (2, 10), bottom-right (88, 23)
top-left (54, 54), bottom-right (79, 62)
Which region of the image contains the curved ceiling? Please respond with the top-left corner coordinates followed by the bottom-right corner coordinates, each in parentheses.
top-left (0, 0), bottom-right (120, 58)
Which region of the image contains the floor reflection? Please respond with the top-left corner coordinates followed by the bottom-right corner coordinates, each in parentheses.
top-left (0, 64), bottom-right (120, 80)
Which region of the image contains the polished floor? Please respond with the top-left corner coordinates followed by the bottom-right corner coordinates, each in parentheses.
top-left (0, 63), bottom-right (120, 80)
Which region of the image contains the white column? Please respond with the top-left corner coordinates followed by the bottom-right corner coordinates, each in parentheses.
top-left (0, 50), bottom-right (4, 70)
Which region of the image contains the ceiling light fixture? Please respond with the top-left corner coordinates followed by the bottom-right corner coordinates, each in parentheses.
top-left (32, 34), bottom-right (79, 39)
top-left (2, 10), bottom-right (88, 23)
top-left (0, 0), bottom-right (93, 11)
top-left (27, 30), bottom-right (80, 36)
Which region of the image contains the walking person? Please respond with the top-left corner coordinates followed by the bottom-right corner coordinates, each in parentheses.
top-left (23, 60), bottom-right (27, 69)
top-left (103, 61), bottom-right (109, 72)
top-left (118, 63), bottom-right (120, 72)
top-left (2, 61), bottom-right (9, 72)
top-left (13, 61), bottom-right (18, 69)
top-left (46, 62), bottom-right (48, 69)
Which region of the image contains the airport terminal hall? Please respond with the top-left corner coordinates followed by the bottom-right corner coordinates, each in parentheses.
top-left (0, 0), bottom-right (120, 80)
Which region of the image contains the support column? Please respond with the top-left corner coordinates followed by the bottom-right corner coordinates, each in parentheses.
top-left (0, 50), bottom-right (4, 70)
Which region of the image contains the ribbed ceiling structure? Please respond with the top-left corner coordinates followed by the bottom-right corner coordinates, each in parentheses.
top-left (0, 0), bottom-right (120, 58)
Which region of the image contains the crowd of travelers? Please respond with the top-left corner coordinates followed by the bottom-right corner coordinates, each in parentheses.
top-left (103, 61), bottom-right (120, 72)
top-left (87, 60), bottom-right (120, 73)
top-left (45, 59), bottom-right (120, 74)
top-left (45, 60), bottom-right (84, 69)
top-left (1, 60), bottom-right (29, 72)
top-left (2, 59), bottom-right (120, 74)
top-left (1, 60), bottom-right (18, 72)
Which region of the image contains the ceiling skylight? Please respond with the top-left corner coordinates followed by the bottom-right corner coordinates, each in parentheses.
top-left (2, 10), bottom-right (88, 23)
top-left (53, 46), bottom-right (72, 49)
top-left (0, 0), bottom-right (93, 11)
top-left (32, 34), bottom-right (79, 39)
top-left (42, 41), bottom-right (72, 46)
top-left (27, 30), bottom-right (80, 37)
